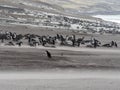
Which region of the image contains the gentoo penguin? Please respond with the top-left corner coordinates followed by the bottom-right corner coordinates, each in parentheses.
top-left (46, 50), bottom-right (52, 58)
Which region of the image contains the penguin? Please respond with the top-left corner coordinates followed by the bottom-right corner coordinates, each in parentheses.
top-left (114, 42), bottom-right (118, 48)
top-left (46, 50), bottom-right (52, 58)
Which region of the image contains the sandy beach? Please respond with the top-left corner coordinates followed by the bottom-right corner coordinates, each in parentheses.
top-left (0, 25), bottom-right (120, 89)
top-left (0, 0), bottom-right (120, 89)
top-left (0, 45), bottom-right (119, 89)
top-left (0, 70), bottom-right (120, 90)
top-left (0, 26), bottom-right (119, 89)
top-left (0, 78), bottom-right (120, 90)
top-left (0, 45), bottom-right (120, 71)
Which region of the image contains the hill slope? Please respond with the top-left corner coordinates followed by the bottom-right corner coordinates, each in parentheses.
top-left (0, 0), bottom-right (120, 34)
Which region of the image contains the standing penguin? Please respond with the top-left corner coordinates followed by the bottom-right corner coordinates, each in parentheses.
top-left (93, 38), bottom-right (97, 48)
top-left (114, 42), bottom-right (118, 48)
top-left (46, 50), bottom-right (52, 58)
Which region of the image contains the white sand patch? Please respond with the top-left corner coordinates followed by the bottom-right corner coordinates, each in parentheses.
top-left (0, 69), bottom-right (120, 80)
top-left (0, 78), bottom-right (120, 90)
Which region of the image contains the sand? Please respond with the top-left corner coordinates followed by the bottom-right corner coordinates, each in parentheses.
top-left (0, 25), bottom-right (120, 89)
top-left (0, 45), bottom-right (119, 89)
top-left (0, 70), bottom-right (120, 90)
